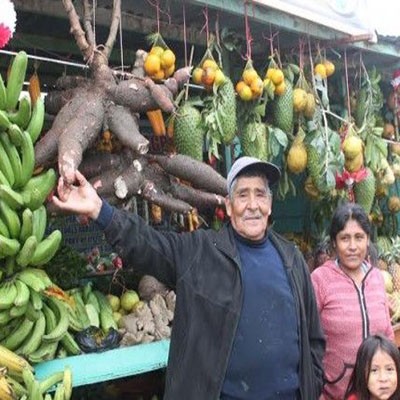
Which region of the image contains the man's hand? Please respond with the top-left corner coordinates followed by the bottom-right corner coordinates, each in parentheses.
top-left (51, 170), bottom-right (103, 220)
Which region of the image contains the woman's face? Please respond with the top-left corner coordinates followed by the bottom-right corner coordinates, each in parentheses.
top-left (368, 349), bottom-right (398, 400)
top-left (334, 219), bottom-right (369, 271)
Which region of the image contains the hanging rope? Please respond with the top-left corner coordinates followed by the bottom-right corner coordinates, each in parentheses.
top-left (92, 0), bottom-right (96, 40)
top-left (182, 0), bottom-right (188, 67)
top-left (200, 6), bottom-right (210, 45)
top-left (119, 10), bottom-right (124, 73)
top-left (244, 1), bottom-right (253, 60)
top-left (344, 49), bottom-right (351, 121)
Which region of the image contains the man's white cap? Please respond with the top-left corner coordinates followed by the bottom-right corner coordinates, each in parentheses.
top-left (226, 156), bottom-right (281, 193)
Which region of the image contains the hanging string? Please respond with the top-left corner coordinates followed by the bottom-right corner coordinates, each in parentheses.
top-left (119, 10), bottom-right (124, 73)
top-left (262, 25), bottom-right (278, 59)
top-left (182, 0), bottom-right (188, 67)
top-left (244, 0), bottom-right (253, 60)
top-left (298, 38), bottom-right (305, 71)
top-left (200, 6), bottom-right (210, 45)
top-left (146, 0), bottom-right (171, 32)
top-left (92, 0), bottom-right (96, 40)
top-left (344, 49), bottom-right (351, 121)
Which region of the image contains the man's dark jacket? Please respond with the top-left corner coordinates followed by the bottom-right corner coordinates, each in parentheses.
top-left (104, 208), bottom-right (325, 400)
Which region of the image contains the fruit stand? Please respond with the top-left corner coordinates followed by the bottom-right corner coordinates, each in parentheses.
top-left (1, 0), bottom-right (400, 399)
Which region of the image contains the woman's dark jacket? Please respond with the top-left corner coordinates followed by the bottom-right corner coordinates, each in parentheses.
top-left (104, 208), bottom-right (325, 400)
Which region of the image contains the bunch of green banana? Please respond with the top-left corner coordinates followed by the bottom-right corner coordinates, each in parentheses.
top-left (0, 51), bottom-right (62, 282)
top-left (0, 359), bottom-right (72, 400)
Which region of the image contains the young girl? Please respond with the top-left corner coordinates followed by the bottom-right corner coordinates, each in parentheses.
top-left (345, 334), bottom-right (400, 400)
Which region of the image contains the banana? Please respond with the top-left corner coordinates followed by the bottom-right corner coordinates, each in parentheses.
top-left (9, 303), bottom-right (28, 319)
top-left (0, 217), bottom-right (10, 238)
top-left (0, 234), bottom-right (20, 257)
top-left (0, 317), bottom-right (21, 341)
top-left (0, 317), bottom-right (35, 351)
top-left (0, 140), bottom-right (15, 187)
top-left (6, 51), bottom-right (28, 112)
top-left (16, 268), bottom-right (49, 292)
top-left (0, 200), bottom-right (21, 239)
top-left (13, 280), bottom-right (30, 307)
top-left (53, 383), bottom-right (65, 400)
top-left (29, 289), bottom-right (43, 311)
top-left (38, 371), bottom-right (63, 394)
top-left (0, 170), bottom-right (10, 188)
top-left (21, 367), bottom-right (35, 392)
top-left (30, 230), bottom-right (62, 267)
top-left (5, 375), bottom-right (28, 397)
top-left (63, 367), bottom-right (73, 400)
top-left (0, 282), bottom-right (18, 310)
top-left (27, 340), bottom-right (58, 364)
top-left (44, 394), bottom-right (52, 400)
top-left (42, 302), bottom-right (57, 334)
top-left (21, 168), bottom-right (57, 212)
top-left (16, 235), bottom-right (38, 268)
top-left (70, 291), bottom-right (90, 329)
top-left (29, 379), bottom-right (43, 400)
top-left (32, 205), bottom-right (47, 243)
top-left (19, 208), bottom-right (33, 243)
top-left (0, 134), bottom-right (23, 188)
top-left (26, 97), bottom-right (45, 144)
top-left (7, 123), bottom-right (24, 147)
top-left (0, 185), bottom-right (23, 210)
top-left (8, 96), bottom-right (31, 130)
top-left (19, 130), bottom-right (35, 188)
top-left (0, 109), bottom-right (11, 130)
top-left (0, 309), bottom-right (11, 325)
top-left (31, 269), bottom-right (53, 288)
top-left (16, 310), bottom-right (46, 357)
top-left (42, 297), bottom-right (69, 343)
top-left (0, 375), bottom-right (16, 400)
top-left (60, 331), bottom-right (81, 356)
top-left (0, 75), bottom-right (7, 110)
top-left (25, 301), bottom-right (41, 322)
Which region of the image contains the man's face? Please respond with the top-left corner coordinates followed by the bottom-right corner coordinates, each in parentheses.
top-left (225, 175), bottom-right (272, 241)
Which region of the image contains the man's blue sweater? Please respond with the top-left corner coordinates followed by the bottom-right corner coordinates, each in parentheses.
top-left (221, 232), bottom-right (300, 399)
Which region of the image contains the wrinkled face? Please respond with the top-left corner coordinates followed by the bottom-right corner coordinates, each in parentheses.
top-left (334, 219), bottom-right (369, 271)
top-left (368, 349), bottom-right (397, 400)
top-left (225, 176), bottom-right (272, 241)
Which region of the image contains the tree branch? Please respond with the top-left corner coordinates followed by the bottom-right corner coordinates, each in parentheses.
top-left (103, 0), bottom-right (121, 59)
top-left (62, 0), bottom-right (94, 60)
top-left (83, 0), bottom-right (96, 46)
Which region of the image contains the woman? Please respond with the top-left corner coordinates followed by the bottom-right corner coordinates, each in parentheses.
top-left (345, 334), bottom-right (400, 400)
top-left (311, 202), bottom-right (394, 400)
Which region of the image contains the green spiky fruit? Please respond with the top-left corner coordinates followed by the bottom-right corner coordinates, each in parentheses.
top-left (174, 103), bottom-right (204, 161)
top-left (306, 145), bottom-right (320, 183)
top-left (354, 167), bottom-right (376, 214)
top-left (272, 79), bottom-right (293, 134)
top-left (218, 78), bottom-right (237, 145)
top-left (354, 87), bottom-right (367, 129)
top-left (240, 121), bottom-right (268, 161)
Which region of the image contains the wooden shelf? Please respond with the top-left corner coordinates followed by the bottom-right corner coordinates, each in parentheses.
top-left (35, 339), bottom-right (170, 387)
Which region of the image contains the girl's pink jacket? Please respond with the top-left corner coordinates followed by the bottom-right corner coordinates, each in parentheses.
top-left (311, 260), bottom-right (394, 400)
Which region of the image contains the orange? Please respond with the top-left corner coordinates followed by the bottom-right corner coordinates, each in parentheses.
top-left (242, 68), bottom-right (258, 85)
top-left (202, 67), bottom-right (216, 86)
top-left (323, 60), bottom-right (335, 77)
top-left (239, 84), bottom-right (253, 101)
top-left (265, 68), bottom-right (275, 79)
top-left (270, 69), bottom-right (284, 85)
top-left (152, 68), bottom-right (165, 81)
top-left (144, 54), bottom-right (161, 76)
top-left (192, 67), bottom-right (204, 84)
top-left (150, 46), bottom-right (164, 57)
top-left (314, 63), bottom-right (327, 79)
top-left (250, 77), bottom-right (264, 97)
top-left (214, 69), bottom-right (226, 86)
top-left (202, 58), bottom-right (218, 70)
top-left (274, 81), bottom-right (286, 96)
top-left (164, 64), bottom-right (175, 78)
top-left (161, 49), bottom-right (176, 69)
top-left (235, 80), bottom-right (246, 94)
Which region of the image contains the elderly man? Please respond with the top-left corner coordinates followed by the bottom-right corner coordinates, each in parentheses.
top-left (52, 156), bottom-right (325, 400)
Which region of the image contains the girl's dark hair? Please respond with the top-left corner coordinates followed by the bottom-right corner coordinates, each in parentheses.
top-left (330, 202), bottom-right (371, 242)
top-left (345, 334), bottom-right (400, 400)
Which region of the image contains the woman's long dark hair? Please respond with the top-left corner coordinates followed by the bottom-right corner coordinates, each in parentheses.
top-left (345, 334), bottom-right (400, 400)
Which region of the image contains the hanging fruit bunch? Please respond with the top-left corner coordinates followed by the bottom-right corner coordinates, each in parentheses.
top-left (191, 49), bottom-right (226, 91)
top-left (235, 60), bottom-right (264, 102)
top-left (314, 57), bottom-right (335, 80)
top-left (293, 70), bottom-right (316, 120)
top-left (144, 33), bottom-right (176, 81)
top-left (263, 58), bottom-right (287, 98)
top-left (286, 127), bottom-right (308, 175)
